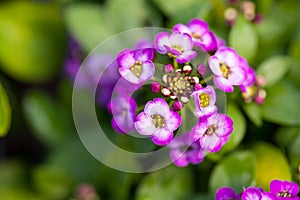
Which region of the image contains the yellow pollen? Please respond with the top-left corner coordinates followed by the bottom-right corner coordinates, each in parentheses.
top-left (219, 62), bottom-right (230, 79)
top-left (130, 61), bottom-right (143, 77)
top-left (204, 124), bottom-right (217, 136)
top-left (151, 114), bottom-right (166, 128)
top-left (191, 32), bottom-right (201, 40)
top-left (171, 44), bottom-right (184, 53)
top-left (277, 191), bottom-right (292, 198)
top-left (199, 93), bottom-right (210, 107)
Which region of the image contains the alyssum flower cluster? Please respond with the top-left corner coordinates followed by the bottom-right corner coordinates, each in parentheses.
top-left (112, 18), bottom-right (257, 167)
top-left (216, 179), bottom-right (300, 200)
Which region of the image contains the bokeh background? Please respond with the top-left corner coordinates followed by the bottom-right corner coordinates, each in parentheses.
top-left (0, 0), bottom-right (299, 199)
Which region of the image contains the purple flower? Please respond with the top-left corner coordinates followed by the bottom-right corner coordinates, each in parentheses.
top-left (191, 85), bottom-right (218, 118)
top-left (135, 98), bottom-right (181, 146)
top-left (242, 188), bottom-right (262, 200)
top-left (261, 192), bottom-right (276, 200)
top-left (216, 187), bottom-right (240, 200)
top-left (208, 47), bottom-right (246, 92)
top-left (117, 48), bottom-right (155, 84)
top-left (110, 95), bottom-right (137, 134)
top-left (173, 18), bottom-right (217, 53)
top-left (270, 180), bottom-right (300, 199)
top-left (239, 56), bottom-right (256, 92)
top-left (154, 31), bottom-right (197, 63)
top-left (168, 133), bottom-right (206, 167)
top-left (190, 113), bottom-right (233, 152)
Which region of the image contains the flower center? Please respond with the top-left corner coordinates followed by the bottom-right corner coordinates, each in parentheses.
top-left (171, 44), bottom-right (184, 53)
top-left (191, 32), bottom-right (202, 41)
top-left (151, 114), bottom-right (166, 128)
top-left (204, 124), bottom-right (217, 136)
top-left (130, 61), bottom-right (143, 77)
top-left (199, 93), bottom-right (210, 107)
top-left (219, 62), bottom-right (230, 79)
top-left (277, 191), bottom-right (292, 198)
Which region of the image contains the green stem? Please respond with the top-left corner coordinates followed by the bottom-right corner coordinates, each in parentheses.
top-left (173, 58), bottom-right (179, 69)
top-left (200, 74), bottom-right (214, 84)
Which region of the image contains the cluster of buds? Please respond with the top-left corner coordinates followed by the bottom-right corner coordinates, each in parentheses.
top-left (242, 74), bottom-right (267, 105)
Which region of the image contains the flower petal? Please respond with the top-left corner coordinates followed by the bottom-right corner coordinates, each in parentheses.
top-left (212, 114), bottom-right (233, 137)
top-left (200, 134), bottom-right (222, 152)
top-left (228, 67), bottom-right (246, 85)
top-left (117, 49), bottom-right (135, 68)
top-left (165, 110), bottom-right (182, 131)
top-left (139, 61), bottom-right (155, 82)
top-left (134, 48), bottom-right (154, 61)
top-left (242, 188), bottom-right (262, 200)
top-left (170, 149), bottom-right (189, 167)
top-left (190, 121), bottom-right (208, 142)
top-left (198, 31), bottom-right (217, 52)
top-left (151, 129), bottom-right (173, 146)
top-left (216, 187), bottom-right (236, 200)
top-left (135, 112), bottom-right (158, 136)
top-left (173, 23), bottom-right (190, 34)
top-left (176, 50), bottom-right (197, 63)
top-left (216, 47), bottom-right (239, 68)
top-left (214, 76), bottom-right (234, 92)
top-left (188, 19), bottom-right (208, 35)
top-left (144, 98), bottom-right (169, 116)
top-left (119, 68), bottom-right (139, 84)
top-left (208, 56), bottom-right (222, 76)
top-left (170, 32), bottom-right (193, 51)
top-left (154, 32), bottom-right (170, 54)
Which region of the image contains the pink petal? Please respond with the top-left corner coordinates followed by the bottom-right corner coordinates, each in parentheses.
top-left (173, 24), bottom-right (190, 34)
top-left (135, 112), bottom-right (157, 136)
top-left (190, 122), bottom-right (208, 142)
top-left (139, 61), bottom-right (155, 82)
top-left (188, 19), bottom-right (208, 35)
top-left (176, 50), bottom-right (197, 63)
top-left (170, 150), bottom-right (189, 167)
top-left (208, 56), bottom-right (222, 76)
top-left (170, 32), bottom-right (193, 51)
top-left (214, 76), bottom-right (234, 92)
top-left (119, 68), bottom-right (139, 84)
top-left (200, 134), bottom-right (222, 152)
top-left (144, 98), bottom-right (169, 116)
top-left (117, 49), bottom-right (135, 68)
top-left (165, 110), bottom-right (182, 131)
top-left (151, 129), bottom-right (173, 146)
top-left (228, 66), bottom-right (246, 85)
top-left (154, 32), bottom-right (170, 54)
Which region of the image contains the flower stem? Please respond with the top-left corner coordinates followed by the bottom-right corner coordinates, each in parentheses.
top-left (200, 74), bottom-right (214, 84)
top-left (173, 58), bottom-right (179, 69)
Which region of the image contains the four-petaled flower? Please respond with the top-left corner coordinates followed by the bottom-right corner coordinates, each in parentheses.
top-left (135, 98), bottom-right (182, 146)
top-left (173, 18), bottom-right (217, 53)
top-left (117, 48), bottom-right (155, 84)
top-left (191, 85), bottom-right (218, 118)
top-left (190, 113), bottom-right (233, 152)
top-left (154, 31), bottom-right (197, 63)
top-left (270, 180), bottom-right (300, 199)
top-left (208, 47), bottom-right (246, 92)
top-left (168, 133), bottom-right (206, 167)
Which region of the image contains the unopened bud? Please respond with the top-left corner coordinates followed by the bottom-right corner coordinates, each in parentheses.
top-left (172, 101), bottom-right (183, 111)
top-left (151, 82), bottom-right (161, 93)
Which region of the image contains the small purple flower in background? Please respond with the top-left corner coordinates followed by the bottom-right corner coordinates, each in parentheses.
top-left (168, 133), bottom-right (206, 167)
top-left (173, 18), bottom-right (217, 54)
top-left (242, 187), bottom-right (262, 200)
top-left (191, 85), bottom-right (218, 118)
top-left (190, 113), bottom-right (233, 152)
top-left (110, 95), bottom-right (137, 134)
top-left (216, 187), bottom-right (240, 200)
top-left (239, 56), bottom-right (256, 92)
top-left (208, 47), bottom-right (246, 92)
top-left (270, 180), bottom-right (300, 199)
top-left (154, 31), bottom-right (197, 63)
top-left (135, 98), bottom-right (181, 146)
top-left (117, 48), bottom-right (155, 84)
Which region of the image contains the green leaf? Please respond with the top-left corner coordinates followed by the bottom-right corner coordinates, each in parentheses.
top-left (64, 3), bottom-right (112, 52)
top-left (32, 165), bottom-right (73, 200)
top-left (229, 15), bottom-right (258, 64)
top-left (243, 103), bottom-right (263, 127)
top-left (275, 126), bottom-right (300, 148)
top-left (257, 55), bottom-right (291, 88)
top-left (251, 142), bottom-right (292, 190)
top-left (288, 133), bottom-right (300, 173)
top-left (209, 151), bottom-right (256, 193)
top-left (262, 81), bottom-right (300, 125)
top-left (136, 165), bottom-right (193, 200)
top-left (207, 103), bottom-right (246, 161)
top-left (0, 83), bottom-right (11, 137)
top-left (23, 90), bottom-right (72, 147)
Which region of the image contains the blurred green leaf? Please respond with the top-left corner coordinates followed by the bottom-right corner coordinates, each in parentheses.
top-left (289, 28), bottom-right (300, 62)
top-left (209, 151), bottom-right (256, 193)
top-left (0, 160), bottom-right (25, 189)
top-left (189, 194), bottom-right (214, 200)
top-left (207, 103), bottom-right (246, 161)
top-left (257, 55), bottom-right (291, 88)
top-left (251, 142), bottom-right (291, 190)
top-left (32, 165), bottom-right (73, 200)
top-left (0, 1), bottom-right (66, 83)
top-left (136, 165), bottom-right (193, 200)
top-left (287, 59), bottom-right (300, 88)
top-left (288, 132), bottom-right (300, 173)
top-left (243, 103), bottom-right (263, 127)
top-left (23, 90), bottom-right (72, 147)
top-left (0, 83), bottom-right (11, 137)
top-left (275, 126), bottom-right (300, 148)
top-left (229, 15), bottom-right (258, 64)
top-left (262, 81), bottom-right (300, 125)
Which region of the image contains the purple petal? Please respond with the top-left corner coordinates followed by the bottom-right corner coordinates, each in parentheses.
top-left (208, 56), bottom-right (222, 76)
top-left (139, 61), bottom-right (155, 82)
top-left (151, 129), bottom-right (173, 146)
top-left (216, 47), bottom-right (239, 68)
top-left (190, 122), bottom-right (208, 142)
top-left (228, 67), bottom-right (246, 85)
top-left (165, 110), bottom-right (182, 131)
top-left (216, 187), bottom-right (236, 200)
top-left (194, 106), bottom-right (217, 118)
top-left (213, 114), bottom-right (233, 137)
top-left (119, 68), bottom-right (139, 84)
top-left (173, 23), bottom-right (190, 34)
top-left (144, 98), bottom-right (169, 116)
top-left (154, 32), bottom-right (170, 54)
top-left (134, 48), bottom-right (154, 61)
top-left (242, 188), bottom-right (262, 200)
top-left (270, 180), bottom-right (299, 197)
top-left (170, 32), bottom-right (193, 51)
top-left (170, 149), bottom-right (189, 167)
top-left (214, 76), bottom-right (234, 92)
top-left (176, 50), bottom-right (197, 63)
top-left (188, 18), bottom-right (208, 35)
top-left (261, 192), bottom-right (276, 200)
top-left (135, 112), bottom-right (157, 136)
top-left (200, 134), bottom-right (222, 152)
top-left (117, 49), bottom-right (135, 68)
top-left (197, 31), bottom-right (217, 52)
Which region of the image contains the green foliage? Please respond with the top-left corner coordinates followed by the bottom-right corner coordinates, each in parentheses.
top-left (0, 83), bottom-right (11, 137)
top-left (243, 103), bottom-right (263, 127)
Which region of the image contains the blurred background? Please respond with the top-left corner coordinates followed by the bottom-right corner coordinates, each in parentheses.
top-left (0, 0), bottom-right (299, 199)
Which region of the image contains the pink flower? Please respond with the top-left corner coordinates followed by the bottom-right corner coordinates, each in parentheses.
top-left (135, 98), bottom-right (181, 146)
top-left (190, 113), bottom-right (233, 152)
top-left (173, 18), bottom-right (217, 53)
top-left (208, 47), bottom-right (246, 92)
top-left (154, 31), bottom-right (197, 63)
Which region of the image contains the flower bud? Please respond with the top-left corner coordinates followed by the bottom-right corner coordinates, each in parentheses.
top-left (172, 101), bottom-right (183, 111)
top-left (151, 82), bottom-right (161, 93)
top-left (164, 64), bottom-right (174, 73)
